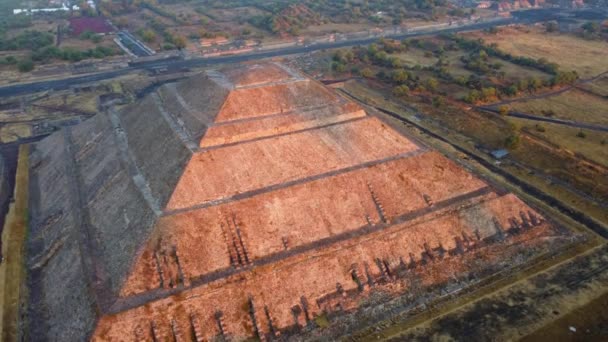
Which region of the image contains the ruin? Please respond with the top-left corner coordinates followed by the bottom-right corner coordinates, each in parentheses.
top-left (22, 63), bottom-right (574, 341)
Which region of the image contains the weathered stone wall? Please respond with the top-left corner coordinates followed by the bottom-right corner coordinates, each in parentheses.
top-left (69, 113), bottom-right (159, 296)
top-left (118, 96), bottom-right (193, 208)
top-left (25, 132), bottom-right (97, 341)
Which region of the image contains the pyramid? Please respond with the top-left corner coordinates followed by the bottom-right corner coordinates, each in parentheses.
top-left (24, 63), bottom-right (571, 341)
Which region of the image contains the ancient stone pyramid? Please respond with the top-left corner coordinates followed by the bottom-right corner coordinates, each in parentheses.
top-left (25, 63), bottom-right (569, 341)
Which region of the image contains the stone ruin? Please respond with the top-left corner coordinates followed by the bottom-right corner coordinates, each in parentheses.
top-left (22, 62), bottom-right (574, 341)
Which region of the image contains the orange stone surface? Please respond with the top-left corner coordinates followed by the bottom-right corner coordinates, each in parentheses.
top-left (82, 63), bottom-right (572, 341)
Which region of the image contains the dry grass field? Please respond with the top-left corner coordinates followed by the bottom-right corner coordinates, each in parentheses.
top-left (0, 124), bottom-right (31, 143)
top-left (394, 48), bottom-right (439, 68)
top-left (463, 27), bottom-right (608, 78)
top-left (301, 22), bottom-right (371, 35)
top-left (508, 89), bottom-right (608, 126)
top-left (517, 119), bottom-right (608, 167)
top-left (0, 145), bottom-right (28, 341)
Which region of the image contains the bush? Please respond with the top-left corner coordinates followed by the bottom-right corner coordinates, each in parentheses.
top-left (17, 58), bottom-right (34, 72)
top-left (498, 105), bottom-right (510, 116)
top-left (541, 109), bottom-right (555, 117)
top-left (91, 35), bottom-right (103, 43)
top-left (577, 130), bottom-right (587, 138)
top-left (426, 77), bottom-right (439, 92)
top-left (360, 68), bottom-right (373, 78)
top-left (79, 30), bottom-right (96, 40)
top-left (432, 96), bottom-right (445, 108)
top-left (141, 29), bottom-right (157, 43)
top-left (331, 61), bottom-right (346, 72)
top-left (535, 124), bottom-right (546, 132)
top-left (545, 21), bottom-right (558, 33)
top-left (505, 134), bottom-right (520, 149)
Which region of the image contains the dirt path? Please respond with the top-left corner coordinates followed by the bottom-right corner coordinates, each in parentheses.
top-left (477, 106), bottom-right (608, 132)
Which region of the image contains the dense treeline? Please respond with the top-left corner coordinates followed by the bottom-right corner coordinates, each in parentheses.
top-left (447, 34), bottom-right (561, 75)
top-left (32, 45), bottom-right (118, 62)
top-left (0, 30), bottom-right (54, 51)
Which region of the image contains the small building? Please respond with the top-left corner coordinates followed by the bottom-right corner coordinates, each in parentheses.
top-left (477, 1), bottom-right (492, 9)
top-left (490, 149), bottom-right (509, 159)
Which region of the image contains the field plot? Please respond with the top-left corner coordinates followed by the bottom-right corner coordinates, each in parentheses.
top-left (205, 6), bottom-right (269, 22)
top-left (463, 27), bottom-right (608, 78)
top-left (507, 89), bottom-right (608, 126)
top-left (394, 48), bottom-right (439, 68)
top-left (579, 75), bottom-right (608, 97)
top-left (301, 22), bottom-right (371, 35)
top-left (519, 120), bottom-right (608, 167)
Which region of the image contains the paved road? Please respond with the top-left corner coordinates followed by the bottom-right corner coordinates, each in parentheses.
top-left (0, 8), bottom-right (603, 98)
top-left (117, 31), bottom-right (155, 57)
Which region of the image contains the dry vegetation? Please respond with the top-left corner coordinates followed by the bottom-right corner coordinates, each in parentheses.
top-left (517, 119), bottom-right (608, 167)
top-left (579, 75), bottom-right (608, 97)
top-left (508, 89), bottom-right (608, 126)
top-left (0, 145), bottom-right (28, 341)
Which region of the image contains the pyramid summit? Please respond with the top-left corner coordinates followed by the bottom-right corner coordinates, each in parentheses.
top-left (23, 62), bottom-right (571, 341)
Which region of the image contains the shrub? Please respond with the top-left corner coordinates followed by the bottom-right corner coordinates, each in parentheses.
top-left (505, 134), bottom-right (520, 149)
top-left (498, 105), bottom-right (510, 116)
top-left (17, 58), bottom-right (34, 72)
top-left (393, 85), bottom-right (410, 97)
top-left (360, 68), bottom-right (373, 78)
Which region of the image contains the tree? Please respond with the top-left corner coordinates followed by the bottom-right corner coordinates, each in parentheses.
top-left (432, 96), bottom-right (445, 108)
top-left (517, 79), bottom-right (529, 92)
top-left (390, 57), bottom-right (402, 68)
top-left (426, 77), bottom-right (439, 92)
top-left (17, 58), bottom-right (34, 72)
top-left (464, 90), bottom-right (480, 104)
top-left (391, 69), bottom-right (409, 83)
top-left (504, 84), bottom-right (518, 96)
top-left (393, 85), bottom-right (410, 97)
top-left (141, 30), bottom-right (157, 43)
top-left (481, 87), bottom-right (497, 101)
top-left (505, 134), bottom-right (520, 149)
top-left (173, 35), bottom-right (187, 49)
top-left (582, 21), bottom-right (600, 34)
top-left (116, 17), bottom-right (129, 29)
top-left (360, 68), bottom-right (373, 78)
top-left (331, 61), bottom-right (346, 72)
top-left (478, 49), bottom-right (488, 61)
top-left (528, 77), bottom-right (543, 92)
top-left (498, 105), bottom-right (510, 116)
top-left (545, 21), bottom-right (558, 33)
